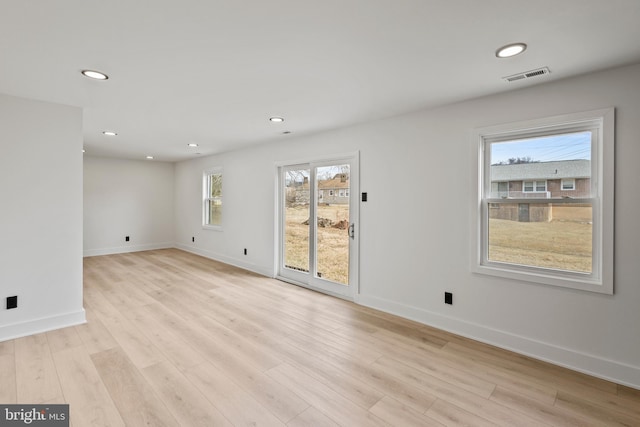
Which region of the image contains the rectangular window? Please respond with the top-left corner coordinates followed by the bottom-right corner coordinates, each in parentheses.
top-left (523, 180), bottom-right (546, 192)
top-left (203, 168), bottom-right (222, 228)
top-left (491, 182), bottom-right (509, 198)
top-left (473, 109), bottom-right (614, 294)
top-left (562, 178), bottom-right (576, 190)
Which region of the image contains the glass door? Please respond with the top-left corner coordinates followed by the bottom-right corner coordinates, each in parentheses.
top-left (279, 155), bottom-right (358, 299)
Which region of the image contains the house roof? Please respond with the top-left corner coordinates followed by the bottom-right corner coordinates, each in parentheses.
top-left (318, 175), bottom-right (349, 190)
top-left (491, 159), bottom-right (590, 181)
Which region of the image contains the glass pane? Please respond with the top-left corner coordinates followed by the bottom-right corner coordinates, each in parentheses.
top-left (490, 131), bottom-right (591, 199)
top-left (207, 199), bottom-right (222, 226)
top-left (209, 173), bottom-right (222, 198)
top-left (284, 168), bottom-right (310, 273)
top-left (488, 203), bottom-right (592, 273)
top-left (205, 172), bottom-right (222, 226)
top-left (315, 165), bottom-right (350, 285)
top-left (562, 179), bottom-right (575, 190)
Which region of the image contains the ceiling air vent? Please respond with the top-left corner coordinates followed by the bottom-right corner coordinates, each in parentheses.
top-left (503, 67), bottom-right (551, 83)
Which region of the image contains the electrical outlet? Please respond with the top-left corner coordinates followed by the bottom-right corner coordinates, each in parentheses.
top-left (7, 296), bottom-right (18, 310)
top-left (444, 292), bottom-right (453, 305)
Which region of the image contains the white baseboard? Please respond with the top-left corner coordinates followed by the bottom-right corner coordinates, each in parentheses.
top-left (175, 244), bottom-right (274, 278)
top-left (83, 242), bottom-right (174, 257)
top-left (356, 294), bottom-right (640, 390)
top-left (0, 309), bottom-right (86, 343)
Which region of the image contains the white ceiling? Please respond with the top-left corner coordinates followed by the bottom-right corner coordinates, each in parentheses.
top-left (2, 0), bottom-right (640, 162)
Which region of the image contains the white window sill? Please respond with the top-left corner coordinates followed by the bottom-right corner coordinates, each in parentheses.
top-left (471, 262), bottom-right (612, 294)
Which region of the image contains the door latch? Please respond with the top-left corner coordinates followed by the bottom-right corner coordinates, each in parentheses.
top-left (348, 223), bottom-right (355, 239)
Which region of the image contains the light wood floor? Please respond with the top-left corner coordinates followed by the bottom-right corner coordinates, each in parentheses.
top-left (1, 249), bottom-right (638, 426)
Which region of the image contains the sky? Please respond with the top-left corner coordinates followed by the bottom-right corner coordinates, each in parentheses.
top-left (491, 131), bottom-right (591, 164)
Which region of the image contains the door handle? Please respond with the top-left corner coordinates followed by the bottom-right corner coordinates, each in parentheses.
top-left (348, 223), bottom-right (355, 239)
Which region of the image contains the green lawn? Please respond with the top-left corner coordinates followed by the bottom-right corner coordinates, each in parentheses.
top-left (284, 205), bottom-right (349, 284)
top-left (489, 218), bottom-right (592, 272)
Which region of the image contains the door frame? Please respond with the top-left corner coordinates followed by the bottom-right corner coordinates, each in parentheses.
top-left (275, 151), bottom-right (360, 300)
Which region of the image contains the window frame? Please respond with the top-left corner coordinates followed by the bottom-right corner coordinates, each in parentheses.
top-left (523, 180), bottom-right (547, 193)
top-left (562, 178), bottom-right (576, 191)
top-left (203, 167), bottom-right (223, 230)
top-left (471, 108), bottom-right (614, 294)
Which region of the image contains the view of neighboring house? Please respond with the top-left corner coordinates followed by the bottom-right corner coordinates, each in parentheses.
top-left (318, 173), bottom-right (349, 204)
top-left (489, 159), bottom-right (591, 222)
top-left (287, 173), bottom-right (350, 206)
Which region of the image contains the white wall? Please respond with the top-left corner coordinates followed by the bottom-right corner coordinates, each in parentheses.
top-left (174, 63), bottom-right (640, 388)
top-left (174, 151), bottom-right (276, 275)
top-left (83, 157), bottom-right (175, 256)
top-left (0, 94), bottom-right (85, 341)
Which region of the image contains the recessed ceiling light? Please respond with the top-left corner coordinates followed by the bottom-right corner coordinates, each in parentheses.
top-left (146, 156), bottom-right (154, 160)
top-left (81, 69), bottom-right (109, 80)
top-left (102, 131), bottom-right (117, 136)
top-left (82, 149), bottom-right (86, 153)
top-left (187, 143), bottom-right (199, 147)
top-left (496, 43), bottom-right (527, 58)
top-left (269, 117), bottom-right (284, 123)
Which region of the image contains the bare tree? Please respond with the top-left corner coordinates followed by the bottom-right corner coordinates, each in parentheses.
top-left (492, 156), bottom-right (539, 166)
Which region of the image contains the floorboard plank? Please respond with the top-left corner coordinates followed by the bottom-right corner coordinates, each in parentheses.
top-left (74, 306), bottom-right (119, 355)
top-left (372, 356), bottom-right (543, 426)
top-left (53, 347), bottom-right (124, 427)
top-left (91, 347), bottom-right (180, 427)
top-left (425, 399), bottom-right (497, 427)
top-left (370, 326), bottom-right (558, 405)
top-left (286, 407), bottom-right (340, 427)
top-left (369, 396), bottom-right (445, 427)
top-left (555, 391), bottom-right (640, 427)
top-left (0, 353), bottom-right (17, 403)
top-left (0, 340), bottom-right (14, 356)
top-left (85, 288), bottom-right (166, 369)
top-left (46, 326), bottom-right (84, 354)
top-left (490, 385), bottom-right (592, 426)
top-left (183, 361), bottom-right (286, 426)
top-left (14, 334), bottom-right (64, 403)
top-left (142, 360), bottom-right (233, 427)
top-left (123, 304), bottom-right (207, 372)
top-left (266, 363), bottom-right (389, 427)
